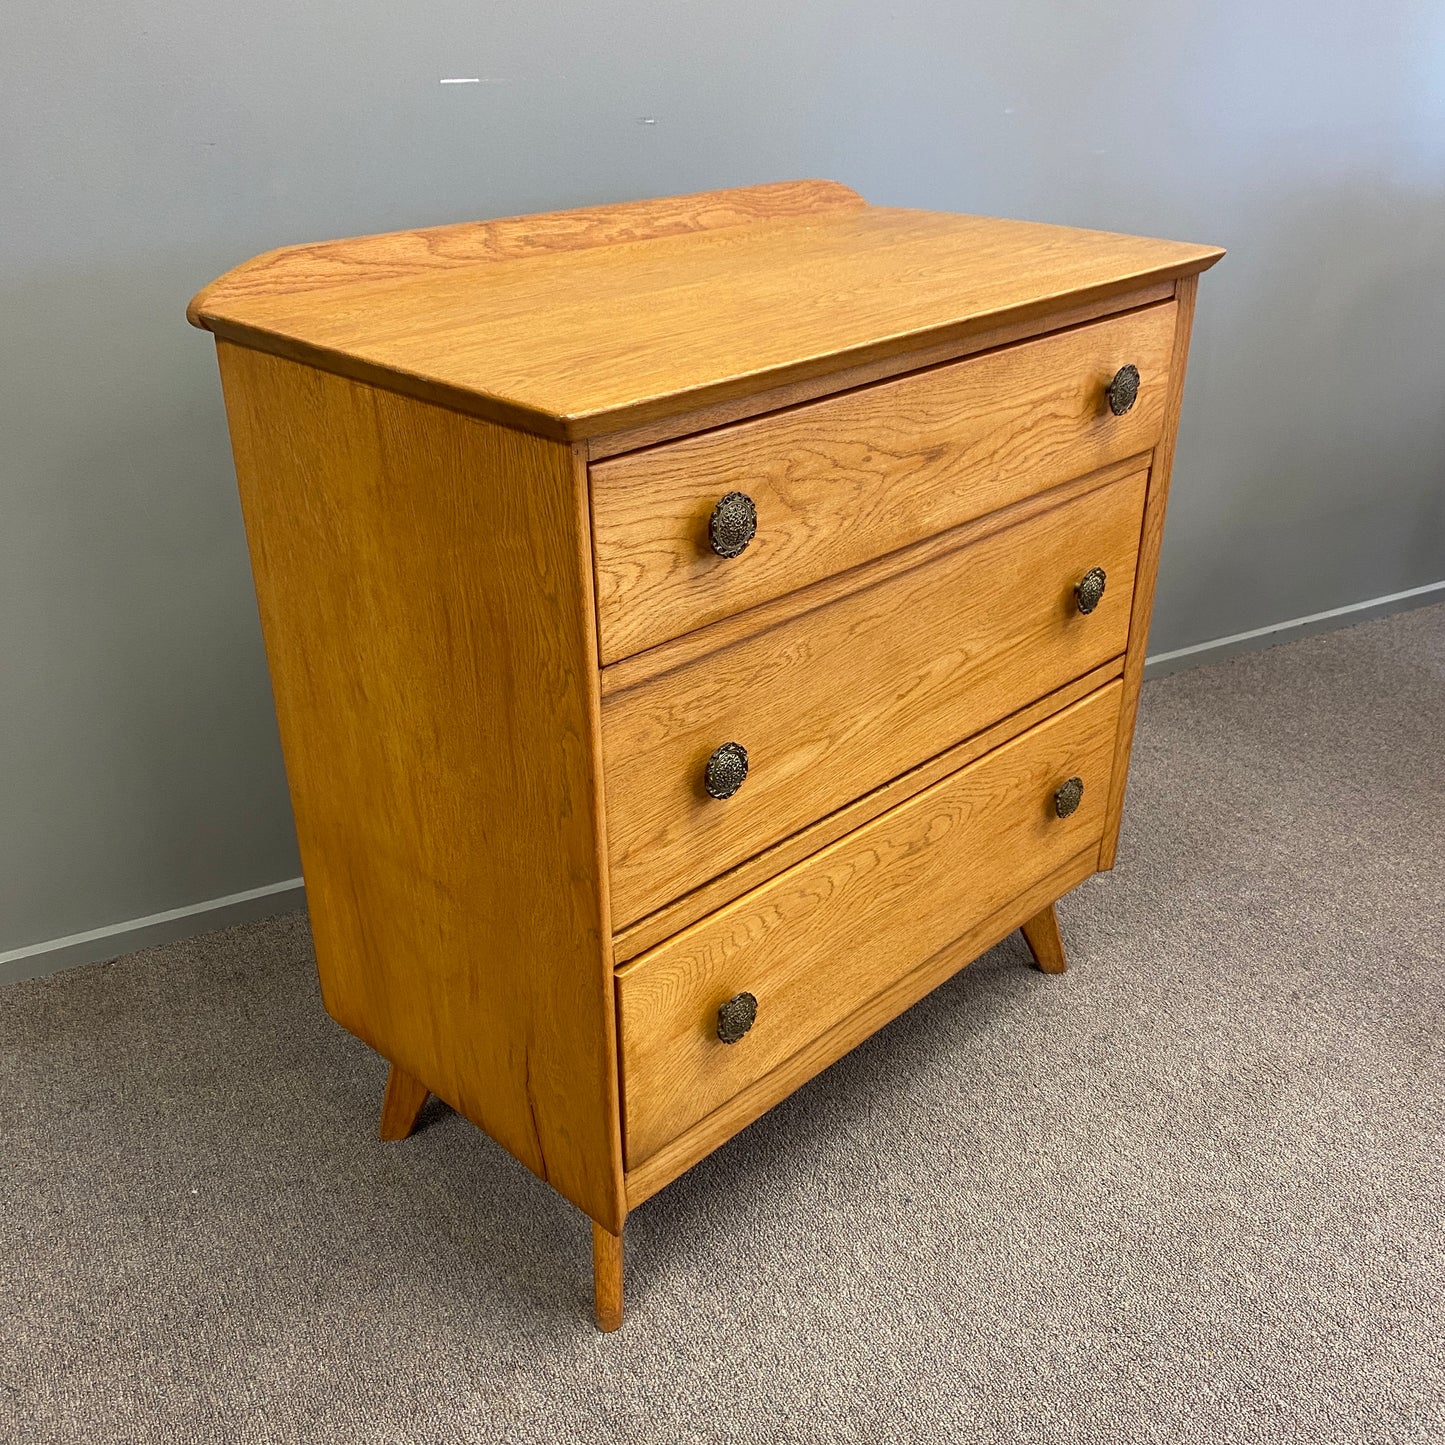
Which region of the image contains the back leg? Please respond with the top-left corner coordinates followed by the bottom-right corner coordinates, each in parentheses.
top-left (379, 1062), bottom-right (430, 1140)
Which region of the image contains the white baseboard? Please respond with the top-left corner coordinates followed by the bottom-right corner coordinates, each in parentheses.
top-left (1144, 578), bottom-right (1445, 677)
top-left (0, 877), bottom-right (306, 987)
top-left (4, 578), bottom-right (1442, 989)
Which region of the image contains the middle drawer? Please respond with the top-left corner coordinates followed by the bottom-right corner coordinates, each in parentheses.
top-left (601, 468), bottom-right (1147, 927)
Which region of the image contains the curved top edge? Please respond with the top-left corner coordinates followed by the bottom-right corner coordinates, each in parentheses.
top-left (186, 179), bottom-right (867, 328)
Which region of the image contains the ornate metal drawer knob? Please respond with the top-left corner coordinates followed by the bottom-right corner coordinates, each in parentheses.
top-left (1074, 566), bottom-right (1107, 615)
top-left (1106, 364), bottom-right (1140, 416)
top-left (717, 992), bottom-right (758, 1044)
top-left (704, 741), bottom-right (749, 799)
top-left (1054, 776), bottom-right (1085, 818)
top-left (708, 491), bottom-right (757, 558)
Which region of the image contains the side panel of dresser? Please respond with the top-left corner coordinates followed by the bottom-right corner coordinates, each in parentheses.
top-left (213, 343), bottom-right (625, 1231)
top-left (1100, 274), bottom-right (1200, 868)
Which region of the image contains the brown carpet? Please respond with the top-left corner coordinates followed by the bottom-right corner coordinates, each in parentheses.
top-left (3, 603), bottom-right (1443, 1444)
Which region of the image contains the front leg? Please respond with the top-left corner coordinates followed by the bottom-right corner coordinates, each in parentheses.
top-left (1020, 902), bottom-right (1068, 975)
top-left (592, 1220), bottom-right (624, 1332)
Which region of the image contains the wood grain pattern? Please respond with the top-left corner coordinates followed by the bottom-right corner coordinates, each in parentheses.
top-left (623, 846), bottom-right (1099, 1209)
top-left (214, 343), bottom-right (625, 1231)
top-left (192, 201), bottom-right (1223, 441)
top-left (592, 303), bottom-right (1176, 661)
top-left (602, 472), bottom-right (1147, 927)
top-left (616, 682), bottom-right (1123, 1167)
top-left (188, 180), bottom-right (864, 321)
top-left (379, 1063), bottom-right (430, 1141)
top-left (585, 284), bottom-right (1176, 461)
top-left (599, 456), bottom-right (1147, 700)
top-left (611, 657), bottom-right (1124, 962)
top-left (1100, 275), bottom-right (1201, 869)
top-left (1020, 903), bottom-right (1068, 975)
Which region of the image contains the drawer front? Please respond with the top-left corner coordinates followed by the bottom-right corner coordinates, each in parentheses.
top-left (617, 680), bottom-right (1122, 1166)
top-left (602, 469), bottom-right (1146, 927)
top-left (592, 302), bottom-right (1175, 662)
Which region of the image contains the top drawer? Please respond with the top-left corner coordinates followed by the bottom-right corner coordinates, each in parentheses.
top-left (591, 301), bottom-right (1176, 663)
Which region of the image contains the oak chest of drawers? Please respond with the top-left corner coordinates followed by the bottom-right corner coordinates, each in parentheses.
top-left (189, 180), bottom-right (1221, 1330)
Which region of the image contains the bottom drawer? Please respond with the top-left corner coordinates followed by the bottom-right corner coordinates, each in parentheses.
top-left (616, 680), bottom-right (1123, 1167)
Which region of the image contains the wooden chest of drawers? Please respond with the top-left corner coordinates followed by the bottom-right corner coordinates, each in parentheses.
top-left (189, 181), bottom-right (1221, 1330)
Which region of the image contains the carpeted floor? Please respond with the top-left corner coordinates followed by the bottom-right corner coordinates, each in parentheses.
top-left (3, 603), bottom-right (1443, 1445)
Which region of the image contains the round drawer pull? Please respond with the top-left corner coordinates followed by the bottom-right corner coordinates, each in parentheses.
top-left (1074, 566), bottom-right (1107, 615)
top-left (704, 741), bottom-right (749, 800)
top-left (1106, 363), bottom-right (1141, 416)
top-left (717, 992), bottom-right (758, 1044)
top-left (1054, 776), bottom-right (1085, 818)
top-left (709, 491), bottom-right (758, 559)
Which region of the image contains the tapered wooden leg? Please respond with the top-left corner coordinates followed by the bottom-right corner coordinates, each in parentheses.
top-left (1021, 902), bottom-right (1068, 975)
top-left (592, 1221), bottom-right (624, 1332)
top-left (378, 1062), bottom-right (430, 1140)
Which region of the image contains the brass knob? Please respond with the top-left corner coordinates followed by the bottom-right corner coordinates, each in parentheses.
top-left (1074, 567), bottom-right (1107, 615)
top-left (709, 492), bottom-right (757, 558)
top-left (1054, 777), bottom-right (1085, 818)
top-left (717, 992), bottom-right (758, 1044)
top-left (1106, 364), bottom-right (1140, 416)
top-left (704, 742), bottom-right (749, 799)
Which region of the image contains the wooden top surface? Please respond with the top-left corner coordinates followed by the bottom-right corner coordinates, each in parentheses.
top-left (190, 180), bottom-right (1222, 440)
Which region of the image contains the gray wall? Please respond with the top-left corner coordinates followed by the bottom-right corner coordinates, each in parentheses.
top-left (4, 0), bottom-right (1444, 959)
